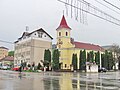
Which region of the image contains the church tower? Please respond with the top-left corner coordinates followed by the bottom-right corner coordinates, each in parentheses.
top-left (56, 15), bottom-right (72, 49)
top-left (56, 15), bottom-right (74, 70)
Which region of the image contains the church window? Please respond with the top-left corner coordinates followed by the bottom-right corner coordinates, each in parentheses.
top-left (59, 32), bottom-right (61, 36)
top-left (66, 32), bottom-right (68, 36)
top-left (65, 64), bottom-right (67, 68)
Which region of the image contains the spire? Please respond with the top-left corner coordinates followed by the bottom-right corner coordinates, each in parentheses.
top-left (56, 15), bottom-right (71, 30)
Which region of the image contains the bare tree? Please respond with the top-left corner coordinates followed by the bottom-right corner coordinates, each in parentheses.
top-left (108, 43), bottom-right (120, 70)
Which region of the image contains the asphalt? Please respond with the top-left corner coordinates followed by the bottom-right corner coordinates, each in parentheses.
top-left (0, 70), bottom-right (120, 90)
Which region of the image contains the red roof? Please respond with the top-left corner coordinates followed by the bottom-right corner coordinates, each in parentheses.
top-left (74, 41), bottom-right (104, 51)
top-left (56, 15), bottom-right (71, 30)
top-left (0, 56), bottom-right (14, 61)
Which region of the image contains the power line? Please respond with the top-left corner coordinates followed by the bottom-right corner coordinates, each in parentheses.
top-left (103, 0), bottom-right (120, 11)
top-left (0, 40), bottom-right (14, 44)
top-left (94, 0), bottom-right (120, 15)
top-left (58, 0), bottom-right (120, 26)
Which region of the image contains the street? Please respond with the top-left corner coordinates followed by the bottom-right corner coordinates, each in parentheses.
top-left (0, 70), bottom-right (120, 90)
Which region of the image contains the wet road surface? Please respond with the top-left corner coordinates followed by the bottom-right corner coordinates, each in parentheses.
top-left (0, 70), bottom-right (120, 90)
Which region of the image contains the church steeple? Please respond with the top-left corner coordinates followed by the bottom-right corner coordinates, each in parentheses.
top-left (56, 15), bottom-right (71, 30)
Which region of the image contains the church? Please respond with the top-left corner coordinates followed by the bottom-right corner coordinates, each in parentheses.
top-left (56, 15), bottom-right (104, 71)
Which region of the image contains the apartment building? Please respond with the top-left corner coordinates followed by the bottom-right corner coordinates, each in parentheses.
top-left (14, 28), bottom-right (53, 66)
top-left (0, 46), bottom-right (8, 60)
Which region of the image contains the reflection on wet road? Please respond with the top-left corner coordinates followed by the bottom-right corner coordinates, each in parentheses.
top-left (0, 70), bottom-right (120, 90)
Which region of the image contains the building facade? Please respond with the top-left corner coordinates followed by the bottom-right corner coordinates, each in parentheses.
top-left (56, 15), bottom-right (104, 71)
top-left (0, 46), bottom-right (8, 60)
top-left (14, 28), bottom-right (53, 66)
top-left (0, 56), bottom-right (14, 66)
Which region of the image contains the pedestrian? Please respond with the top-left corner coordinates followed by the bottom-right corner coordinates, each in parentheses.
top-left (19, 66), bottom-right (22, 74)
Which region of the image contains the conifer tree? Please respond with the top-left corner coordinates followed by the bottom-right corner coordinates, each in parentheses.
top-left (72, 54), bottom-right (78, 70)
top-left (95, 51), bottom-right (100, 65)
top-left (52, 49), bottom-right (60, 70)
top-left (44, 49), bottom-right (51, 67)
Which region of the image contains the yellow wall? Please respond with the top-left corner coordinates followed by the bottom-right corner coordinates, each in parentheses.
top-left (56, 28), bottom-right (104, 70)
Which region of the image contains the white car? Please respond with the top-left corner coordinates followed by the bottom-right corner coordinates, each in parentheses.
top-left (1, 66), bottom-right (10, 70)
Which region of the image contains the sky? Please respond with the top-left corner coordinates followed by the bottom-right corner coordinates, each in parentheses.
top-left (0, 0), bottom-right (120, 50)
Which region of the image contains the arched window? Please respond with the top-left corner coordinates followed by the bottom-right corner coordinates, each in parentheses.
top-left (59, 32), bottom-right (61, 36)
top-left (66, 32), bottom-right (68, 36)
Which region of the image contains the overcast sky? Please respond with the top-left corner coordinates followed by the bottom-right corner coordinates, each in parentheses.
top-left (0, 0), bottom-right (120, 50)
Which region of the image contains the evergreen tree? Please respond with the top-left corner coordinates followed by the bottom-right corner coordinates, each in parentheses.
top-left (90, 51), bottom-right (94, 62)
top-left (79, 50), bottom-right (83, 70)
top-left (108, 52), bottom-right (114, 70)
top-left (72, 54), bottom-right (78, 70)
top-left (82, 49), bottom-right (86, 66)
top-left (44, 49), bottom-right (51, 67)
top-left (79, 50), bottom-right (86, 70)
top-left (101, 54), bottom-right (105, 68)
top-left (104, 50), bottom-right (109, 69)
top-left (95, 51), bottom-right (100, 65)
top-left (52, 49), bottom-right (60, 70)
top-left (87, 52), bottom-right (90, 62)
top-left (74, 54), bottom-right (78, 70)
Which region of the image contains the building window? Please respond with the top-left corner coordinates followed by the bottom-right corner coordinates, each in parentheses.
top-left (59, 32), bottom-right (61, 36)
top-left (38, 33), bottom-right (43, 38)
top-left (65, 64), bottom-right (67, 68)
top-left (66, 32), bottom-right (68, 36)
top-left (89, 65), bottom-right (91, 70)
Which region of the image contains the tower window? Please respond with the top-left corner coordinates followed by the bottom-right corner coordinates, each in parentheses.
top-left (59, 32), bottom-right (61, 36)
top-left (66, 32), bottom-right (68, 36)
top-left (65, 64), bottom-right (67, 68)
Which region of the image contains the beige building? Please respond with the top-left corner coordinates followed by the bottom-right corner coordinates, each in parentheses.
top-left (0, 56), bottom-right (14, 66)
top-left (0, 46), bottom-right (8, 60)
top-left (14, 28), bottom-right (53, 66)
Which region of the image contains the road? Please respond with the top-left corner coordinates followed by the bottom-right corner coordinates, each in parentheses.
top-left (0, 70), bottom-right (120, 90)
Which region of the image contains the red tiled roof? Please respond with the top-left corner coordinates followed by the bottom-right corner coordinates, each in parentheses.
top-left (56, 15), bottom-right (71, 30)
top-left (0, 56), bottom-right (14, 61)
top-left (0, 46), bottom-right (9, 50)
top-left (74, 41), bottom-right (104, 51)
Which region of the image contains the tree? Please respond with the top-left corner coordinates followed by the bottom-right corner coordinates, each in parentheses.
top-left (87, 53), bottom-right (90, 62)
top-left (108, 52), bottom-right (114, 70)
top-left (101, 50), bottom-right (114, 70)
top-left (90, 51), bottom-right (94, 62)
top-left (95, 51), bottom-right (100, 65)
top-left (104, 50), bottom-right (109, 69)
top-left (8, 51), bottom-right (14, 56)
top-left (79, 50), bottom-right (83, 70)
top-left (52, 49), bottom-right (60, 70)
top-left (72, 54), bottom-right (78, 70)
top-left (108, 44), bottom-right (120, 70)
top-left (79, 50), bottom-right (86, 70)
top-left (44, 49), bottom-right (51, 67)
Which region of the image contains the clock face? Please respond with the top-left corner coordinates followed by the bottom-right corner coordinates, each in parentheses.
top-left (58, 39), bottom-right (63, 44)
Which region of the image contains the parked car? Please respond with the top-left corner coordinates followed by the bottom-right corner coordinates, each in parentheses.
top-left (12, 67), bottom-right (19, 71)
top-left (0, 65), bottom-right (10, 70)
top-left (98, 67), bottom-right (107, 72)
